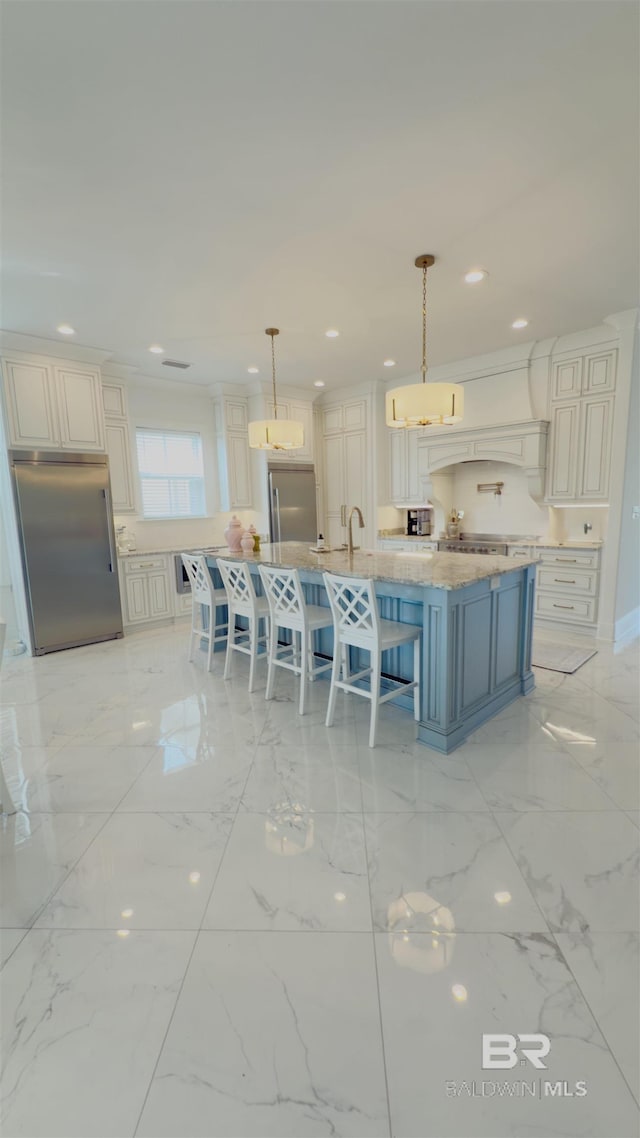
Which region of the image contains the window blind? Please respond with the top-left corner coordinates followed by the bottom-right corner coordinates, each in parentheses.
top-left (136, 428), bottom-right (206, 519)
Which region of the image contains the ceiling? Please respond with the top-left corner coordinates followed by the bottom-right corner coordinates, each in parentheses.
top-left (2, 1), bottom-right (638, 390)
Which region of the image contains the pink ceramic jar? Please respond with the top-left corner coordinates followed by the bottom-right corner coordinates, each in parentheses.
top-left (224, 515), bottom-right (245, 551)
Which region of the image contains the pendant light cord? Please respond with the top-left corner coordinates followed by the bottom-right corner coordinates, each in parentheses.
top-left (271, 332), bottom-right (278, 419)
top-left (421, 262), bottom-right (428, 385)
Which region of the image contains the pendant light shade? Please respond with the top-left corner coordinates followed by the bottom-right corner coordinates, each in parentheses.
top-left (248, 328), bottom-right (304, 451)
top-left (386, 256), bottom-right (464, 429)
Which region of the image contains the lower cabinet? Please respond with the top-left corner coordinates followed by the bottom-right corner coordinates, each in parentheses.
top-left (120, 556), bottom-right (173, 627)
top-left (533, 546), bottom-right (601, 630)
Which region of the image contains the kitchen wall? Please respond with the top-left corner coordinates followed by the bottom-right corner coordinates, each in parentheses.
top-left (614, 327), bottom-right (640, 636)
top-left (115, 379), bottom-right (263, 552)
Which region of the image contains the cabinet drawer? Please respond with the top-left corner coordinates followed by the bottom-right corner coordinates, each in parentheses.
top-left (509, 546), bottom-right (534, 559)
top-left (536, 592), bottom-right (596, 623)
top-left (538, 549), bottom-right (599, 569)
top-left (538, 567), bottom-right (597, 595)
top-left (124, 555), bottom-right (168, 573)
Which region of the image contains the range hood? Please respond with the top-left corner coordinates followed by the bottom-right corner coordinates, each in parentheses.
top-left (419, 419), bottom-right (549, 504)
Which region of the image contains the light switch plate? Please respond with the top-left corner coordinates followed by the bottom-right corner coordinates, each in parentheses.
top-left (632, 506), bottom-right (640, 520)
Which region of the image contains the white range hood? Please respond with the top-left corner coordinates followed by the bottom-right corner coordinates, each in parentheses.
top-left (419, 419), bottom-right (549, 504)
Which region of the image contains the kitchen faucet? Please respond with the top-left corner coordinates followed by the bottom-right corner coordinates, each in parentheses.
top-left (341, 505), bottom-right (365, 554)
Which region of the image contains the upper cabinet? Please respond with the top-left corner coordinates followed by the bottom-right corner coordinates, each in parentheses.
top-left (320, 397), bottom-right (369, 548)
top-left (102, 382), bottom-right (136, 513)
top-left (265, 398), bottom-right (315, 462)
top-left (2, 356), bottom-right (105, 451)
top-left (214, 395), bottom-right (252, 510)
top-left (545, 348), bottom-right (616, 504)
top-left (388, 429), bottom-right (423, 505)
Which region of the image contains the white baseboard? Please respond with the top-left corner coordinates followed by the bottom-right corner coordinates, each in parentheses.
top-left (613, 606), bottom-right (640, 645)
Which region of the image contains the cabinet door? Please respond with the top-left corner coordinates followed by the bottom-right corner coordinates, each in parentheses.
top-left (54, 367), bottom-right (105, 451)
top-left (552, 358), bottom-right (582, 400)
top-left (324, 435), bottom-right (345, 514)
top-left (125, 575), bottom-right (150, 623)
top-left (148, 570), bottom-right (172, 618)
top-left (225, 401), bottom-right (248, 431)
top-left (105, 423), bottom-right (136, 513)
top-left (389, 430), bottom-right (407, 503)
top-left (101, 383), bottom-right (127, 419)
top-left (2, 360), bottom-right (59, 447)
top-left (406, 430), bottom-right (421, 503)
top-left (584, 350), bottom-right (616, 395)
top-left (227, 432), bottom-right (252, 507)
top-left (546, 401), bottom-right (579, 499)
top-left (578, 395), bottom-right (613, 500)
top-left (289, 401), bottom-right (314, 461)
top-left (344, 430), bottom-right (366, 507)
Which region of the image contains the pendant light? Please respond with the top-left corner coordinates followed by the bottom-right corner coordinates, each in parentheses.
top-left (386, 255), bottom-right (464, 428)
top-left (248, 328), bottom-right (304, 450)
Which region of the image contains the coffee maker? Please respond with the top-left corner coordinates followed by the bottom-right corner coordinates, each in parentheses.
top-left (406, 508), bottom-right (433, 536)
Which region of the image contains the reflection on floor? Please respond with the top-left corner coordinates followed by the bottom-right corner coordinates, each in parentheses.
top-left (1, 622), bottom-right (638, 1137)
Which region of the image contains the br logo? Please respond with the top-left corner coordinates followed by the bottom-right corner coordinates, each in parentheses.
top-left (482, 1034), bottom-right (551, 1070)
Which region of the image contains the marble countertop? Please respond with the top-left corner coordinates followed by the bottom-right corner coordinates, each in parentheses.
top-left (377, 535), bottom-right (603, 549)
top-left (206, 541), bottom-right (538, 590)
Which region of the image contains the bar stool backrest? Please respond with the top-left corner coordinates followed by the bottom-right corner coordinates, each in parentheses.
top-left (181, 553), bottom-right (215, 606)
top-left (258, 565), bottom-right (306, 630)
top-left (323, 572), bottom-right (380, 648)
top-left (217, 558), bottom-right (259, 617)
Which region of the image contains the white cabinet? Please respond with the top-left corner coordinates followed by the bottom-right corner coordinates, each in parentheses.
top-left (2, 356), bottom-right (105, 451)
top-left (120, 555), bottom-right (173, 627)
top-left (388, 429), bottom-right (422, 505)
top-left (265, 398), bottom-right (315, 462)
top-left (321, 399), bottom-right (368, 548)
top-left (102, 383), bottom-right (136, 513)
top-left (214, 396), bottom-right (252, 510)
top-left (545, 347), bottom-right (616, 504)
top-left (534, 546), bottom-right (601, 630)
top-left (547, 395), bottom-right (613, 502)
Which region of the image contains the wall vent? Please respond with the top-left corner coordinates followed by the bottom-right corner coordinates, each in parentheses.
top-left (161, 359), bottom-right (191, 370)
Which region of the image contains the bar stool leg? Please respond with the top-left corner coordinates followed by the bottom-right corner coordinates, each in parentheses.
top-left (326, 645), bottom-right (340, 727)
top-left (224, 616), bottom-right (234, 680)
top-left (299, 630), bottom-right (308, 716)
top-left (265, 619), bottom-right (277, 701)
top-left (369, 648), bottom-right (381, 748)
top-left (308, 629), bottom-right (316, 682)
top-left (248, 618), bottom-right (258, 693)
top-left (206, 605), bottom-right (214, 672)
top-left (413, 636), bottom-right (421, 721)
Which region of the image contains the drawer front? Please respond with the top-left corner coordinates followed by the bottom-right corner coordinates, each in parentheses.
top-left (538, 549), bottom-right (599, 570)
top-left (509, 546), bottom-right (533, 559)
top-left (536, 592), bottom-right (596, 623)
top-left (124, 555), bottom-right (169, 573)
top-left (538, 567), bottom-right (597, 595)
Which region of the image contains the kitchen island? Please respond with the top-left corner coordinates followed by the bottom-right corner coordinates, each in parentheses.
top-left (205, 542), bottom-right (537, 754)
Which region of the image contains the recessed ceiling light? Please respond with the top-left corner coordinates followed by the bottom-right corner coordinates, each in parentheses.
top-left (512, 318), bottom-right (529, 329)
top-left (120, 908), bottom-right (134, 919)
top-left (313, 380), bottom-right (325, 388)
top-left (383, 359), bottom-right (396, 367)
top-left (451, 984), bottom-right (468, 1002)
top-left (494, 891), bottom-right (512, 905)
top-left (247, 367), bottom-right (259, 374)
top-left (325, 329), bottom-right (340, 338)
top-left (148, 344), bottom-right (164, 354)
top-left (464, 269), bottom-right (488, 284)
top-left (57, 324), bottom-right (75, 335)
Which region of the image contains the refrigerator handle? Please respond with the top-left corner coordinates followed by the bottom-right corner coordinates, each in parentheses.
top-left (102, 488), bottom-right (116, 573)
top-left (274, 486), bottom-right (282, 545)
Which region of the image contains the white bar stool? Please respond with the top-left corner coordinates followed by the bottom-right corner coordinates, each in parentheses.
top-left (258, 565), bottom-right (333, 715)
top-left (323, 571), bottom-right (421, 748)
top-left (0, 619), bottom-right (16, 815)
top-left (216, 557), bottom-right (270, 693)
top-left (181, 553), bottom-right (228, 672)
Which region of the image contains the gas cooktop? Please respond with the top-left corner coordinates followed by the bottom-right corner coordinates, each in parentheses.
top-left (437, 540), bottom-right (508, 555)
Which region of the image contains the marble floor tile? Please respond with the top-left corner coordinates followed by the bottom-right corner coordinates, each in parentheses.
top-left (358, 744), bottom-right (489, 812)
top-left (375, 930), bottom-right (640, 1138)
top-left (0, 811), bottom-right (108, 927)
top-left (136, 930), bottom-right (390, 1137)
top-left (118, 742), bottom-right (253, 813)
top-left (0, 928), bottom-right (27, 968)
top-left (556, 932), bottom-right (639, 1103)
top-left (259, 690), bottom-right (357, 747)
top-left (464, 742), bottom-right (617, 811)
top-left (561, 739), bottom-right (640, 811)
top-left (353, 700), bottom-right (419, 748)
top-left (627, 811), bottom-right (640, 829)
top-left (364, 812), bottom-right (548, 933)
top-left (241, 744), bottom-right (362, 813)
top-left (496, 811), bottom-right (639, 933)
top-left (6, 743), bottom-right (157, 813)
top-left (203, 811), bottom-right (371, 931)
top-left (0, 929), bottom-right (194, 1138)
top-left (465, 698), bottom-right (558, 746)
top-left (35, 812), bottom-right (234, 930)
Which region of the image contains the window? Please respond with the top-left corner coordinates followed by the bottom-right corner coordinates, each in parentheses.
top-left (136, 428), bottom-right (206, 519)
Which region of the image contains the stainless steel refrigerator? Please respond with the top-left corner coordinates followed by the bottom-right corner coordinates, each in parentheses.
top-left (10, 450), bottom-right (123, 655)
top-left (268, 463), bottom-right (318, 544)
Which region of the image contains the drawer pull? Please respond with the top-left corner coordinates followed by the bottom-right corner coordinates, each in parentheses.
top-left (138, 562), bottom-right (154, 568)
top-left (553, 603), bottom-right (575, 610)
top-left (554, 578), bottom-right (576, 584)
top-left (555, 558), bottom-right (577, 563)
